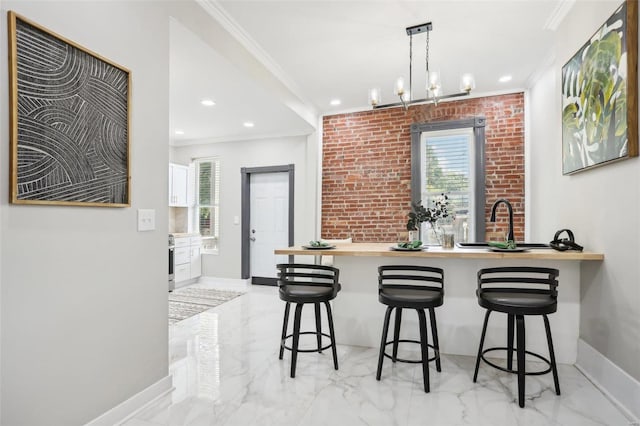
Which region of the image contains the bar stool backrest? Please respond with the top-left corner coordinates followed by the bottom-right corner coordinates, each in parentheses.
top-left (378, 265), bottom-right (444, 295)
top-left (276, 263), bottom-right (340, 291)
top-left (477, 266), bottom-right (559, 298)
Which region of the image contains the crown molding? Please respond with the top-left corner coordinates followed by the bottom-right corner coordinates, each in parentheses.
top-left (196, 0), bottom-right (318, 126)
top-left (525, 51), bottom-right (557, 89)
top-left (544, 0), bottom-right (576, 31)
top-left (171, 129), bottom-right (314, 147)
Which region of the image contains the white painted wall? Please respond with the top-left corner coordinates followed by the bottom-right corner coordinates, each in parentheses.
top-left (171, 134), bottom-right (318, 278)
top-left (528, 2), bottom-right (640, 381)
top-left (0, 2), bottom-right (172, 424)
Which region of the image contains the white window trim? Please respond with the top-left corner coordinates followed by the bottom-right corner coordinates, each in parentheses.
top-left (193, 157), bottom-right (220, 255)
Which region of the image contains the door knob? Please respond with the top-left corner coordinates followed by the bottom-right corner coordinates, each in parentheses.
top-left (249, 236), bottom-right (256, 242)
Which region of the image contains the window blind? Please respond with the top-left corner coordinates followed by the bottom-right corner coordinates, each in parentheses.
top-left (196, 158), bottom-right (220, 239)
top-left (424, 134), bottom-right (472, 216)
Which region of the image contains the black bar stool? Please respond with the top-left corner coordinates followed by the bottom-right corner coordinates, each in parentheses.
top-left (375, 265), bottom-right (444, 393)
top-left (473, 266), bottom-right (561, 407)
top-left (276, 263), bottom-right (341, 378)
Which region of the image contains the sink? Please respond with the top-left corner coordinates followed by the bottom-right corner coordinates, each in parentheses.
top-left (457, 242), bottom-right (549, 249)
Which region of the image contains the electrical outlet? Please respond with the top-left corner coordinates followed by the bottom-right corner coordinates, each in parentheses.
top-left (137, 209), bottom-right (156, 231)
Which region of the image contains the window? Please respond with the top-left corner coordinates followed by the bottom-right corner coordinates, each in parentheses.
top-left (194, 158), bottom-right (220, 253)
top-left (421, 129), bottom-right (475, 240)
top-left (411, 117), bottom-right (486, 242)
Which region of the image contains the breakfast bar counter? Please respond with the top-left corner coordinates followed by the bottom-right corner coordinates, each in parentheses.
top-left (275, 243), bottom-right (604, 364)
top-left (275, 242), bottom-right (603, 260)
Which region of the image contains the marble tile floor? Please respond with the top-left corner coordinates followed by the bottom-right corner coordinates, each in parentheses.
top-left (123, 278), bottom-right (634, 426)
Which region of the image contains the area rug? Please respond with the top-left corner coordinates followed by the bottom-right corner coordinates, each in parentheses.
top-left (168, 287), bottom-right (244, 325)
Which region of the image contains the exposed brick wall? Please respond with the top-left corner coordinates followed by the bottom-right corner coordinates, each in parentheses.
top-left (321, 93), bottom-right (525, 242)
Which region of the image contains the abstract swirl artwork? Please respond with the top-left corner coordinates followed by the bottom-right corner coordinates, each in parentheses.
top-left (8, 11), bottom-right (131, 206)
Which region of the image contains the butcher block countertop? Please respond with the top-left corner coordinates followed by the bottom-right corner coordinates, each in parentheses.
top-left (275, 242), bottom-right (604, 261)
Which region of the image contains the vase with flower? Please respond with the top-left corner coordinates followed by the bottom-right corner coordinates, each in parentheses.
top-left (406, 193), bottom-right (455, 246)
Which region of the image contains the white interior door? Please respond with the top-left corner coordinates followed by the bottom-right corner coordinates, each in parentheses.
top-left (250, 172), bottom-right (289, 279)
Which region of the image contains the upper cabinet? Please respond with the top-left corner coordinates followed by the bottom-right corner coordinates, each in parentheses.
top-left (169, 163), bottom-right (189, 207)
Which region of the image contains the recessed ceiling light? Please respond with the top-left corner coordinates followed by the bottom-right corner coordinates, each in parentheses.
top-left (330, 99), bottom-right (341, 106)
top-left (498, 75), bottom-right (513, 83)
top-left (200, 99), bottom-right (216, 107)
top-left (243, 122), bottom-right (254, 128)
top-left (174, 130), bottom-right (185, 135)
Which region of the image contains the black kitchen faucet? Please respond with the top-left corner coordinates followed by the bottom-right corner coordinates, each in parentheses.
top-left (490, 199), bottom-right (515, 242)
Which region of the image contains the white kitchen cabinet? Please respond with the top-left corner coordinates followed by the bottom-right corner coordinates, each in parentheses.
top-left (169, 163), bottom-right (188, 207)
top-left (189, 236), bottom-right (202, 279)
top-left (175, 263), bottom-right (190, 283)
top-left (174, 235), bottom-right (202, 285)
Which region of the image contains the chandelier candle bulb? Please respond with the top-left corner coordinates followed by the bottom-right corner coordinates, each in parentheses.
top-left (394, 77), bottom-right (406, 96)
top-left (460, 73), bottom-right (476, 92)
top-left (427, 70), bottom-right (441, 92)
top-left (369, 88), bottom-right (381, 106)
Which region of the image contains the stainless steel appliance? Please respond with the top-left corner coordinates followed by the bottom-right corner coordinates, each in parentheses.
top-left (168, 234), bottom-right (175, 291)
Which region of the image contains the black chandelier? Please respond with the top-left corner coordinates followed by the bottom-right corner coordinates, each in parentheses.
top-left (368, 22), bottom-right (475, 110)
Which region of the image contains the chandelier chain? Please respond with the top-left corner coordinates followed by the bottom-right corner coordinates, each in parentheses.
top-left (426, 30), bottom-right (430, 77)
top-left (409, 34), bottom-right (413, 102)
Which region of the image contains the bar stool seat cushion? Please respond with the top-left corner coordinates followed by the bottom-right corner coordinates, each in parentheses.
top-left (379, 288), bottom-right (443, 309)
top-left (478, 291), bottom-right (556, 315)
top-left (280, 284), bottom-right (341, 304)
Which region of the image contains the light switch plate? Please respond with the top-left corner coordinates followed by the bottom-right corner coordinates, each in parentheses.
top-left (138, 209), bottom-right (156, 231)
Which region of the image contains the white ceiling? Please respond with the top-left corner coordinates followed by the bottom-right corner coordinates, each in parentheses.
top-left (170, 0), bottom-right (576, 145)
top-left (169, 18), bottom-right (315, 145)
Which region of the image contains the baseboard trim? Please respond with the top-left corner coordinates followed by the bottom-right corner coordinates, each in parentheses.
top-left (173, 277), bottom-right (200, 290)
top-left (84, 375), bottom-right (173, 426)
top-left (251, 276), bottom-right (277, 286)
top-left (575, 339), bottom-right (640, 423)
top-left (199, 276), bottom-right (251, 285)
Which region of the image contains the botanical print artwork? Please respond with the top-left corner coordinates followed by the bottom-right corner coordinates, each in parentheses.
top-left (9, 12), bottom-right (130, 206)
top-left (561, 1), bottom-right (637, 174)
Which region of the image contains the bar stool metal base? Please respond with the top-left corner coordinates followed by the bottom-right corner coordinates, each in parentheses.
top-left (278, 301), bottom-right (339, 378)
top-left (479, 347), bottom-right (554, 376)
top-left (382, 339), bottom-right (439, 364)
top-left (281, 331), bottom-right (334, 353)
top-left (473, 309), bottom-right (561, 408)
top-left (376, 306), bottom-right (441, 393)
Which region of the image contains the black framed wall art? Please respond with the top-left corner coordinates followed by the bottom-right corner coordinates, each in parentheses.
top-left (561, 0), bottom-right (638, 175)
top-left (8, 11), bottom-right (131, 206)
